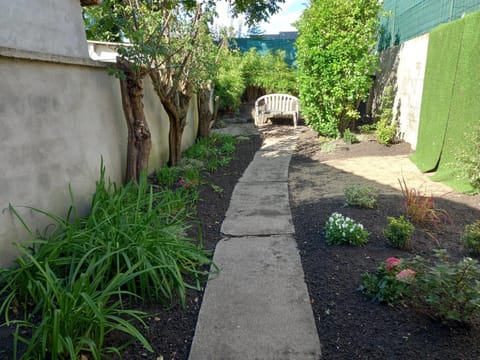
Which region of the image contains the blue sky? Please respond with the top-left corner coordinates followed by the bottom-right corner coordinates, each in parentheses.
top-left (215, 0), bottom-right (308, 35)
top-left (258, 0), bottom-right (308, 33)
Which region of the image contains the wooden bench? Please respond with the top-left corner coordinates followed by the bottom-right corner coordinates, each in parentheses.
top-left (254, 94), bottom-right (300, 128)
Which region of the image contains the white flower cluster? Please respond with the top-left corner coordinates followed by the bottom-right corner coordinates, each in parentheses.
top-left (325, 212), bottom-right (369, 245)
top-left (327, 212), bottom-right (364, 231)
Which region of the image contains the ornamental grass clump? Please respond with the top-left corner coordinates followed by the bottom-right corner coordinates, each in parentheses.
top-left (0, 247), bottom-right (152, 359)
top-left (383, 215), bottom-right (415, 249)
top-left (399, 178), bottom-right (450, 232)
top-left (0, 163), bottom-right (214, 358)
top-left (325, 212), bottom-right (369, 245)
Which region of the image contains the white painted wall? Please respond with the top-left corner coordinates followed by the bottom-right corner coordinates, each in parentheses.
top-left (374, 34), bottom-right (430, 149)
top-left (393, 34), bottom-right (429, 148)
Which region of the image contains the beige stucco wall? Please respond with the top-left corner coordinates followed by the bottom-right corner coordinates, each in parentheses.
top-left (393, 34), bottom-right (429, 149)
top-left (0, 1), bottom-right (199, 267)
top-left (374, 34), bottom-right (430, 149)
top-left (0, 55), bottom-right (199, 267)
top-left (0, 58), bottom-right (121, 266)
top-left (0, 0), bottom-right (89, 59)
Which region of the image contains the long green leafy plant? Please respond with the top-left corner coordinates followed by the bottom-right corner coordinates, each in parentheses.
top-left (0, 164), bottom-right (213, 358)
top-left (1, 246), bottom-right (152, 359)
top-left (3, 166), bottom-right (211, 305)
top-left (295, 0), bottom-right (381, 137)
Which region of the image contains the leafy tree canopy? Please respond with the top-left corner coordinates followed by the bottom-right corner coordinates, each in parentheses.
top-left (84, 0), bottom-right (285, 42)
top-left (295, 0), bottom-right (380, 137)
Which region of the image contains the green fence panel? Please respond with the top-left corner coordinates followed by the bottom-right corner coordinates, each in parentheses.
top-left (409, 17), bottom-right (465, 172)
top-left (231, 38), bottom-right (297, 66)
top-left (430, 10), bottom-right (480, 193)
top-left (379, 0), bottom-right (480, 50)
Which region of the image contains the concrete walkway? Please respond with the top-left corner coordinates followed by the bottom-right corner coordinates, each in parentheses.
top-left (189, 125), bottom-right (321, 360)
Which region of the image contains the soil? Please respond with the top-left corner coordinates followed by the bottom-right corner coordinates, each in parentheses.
top-left (290, 127), bottom-right (480, 360)
top-left (2, 120), bottom-right (480, 360)
top-left (131, 123), bottom-right (480, 360)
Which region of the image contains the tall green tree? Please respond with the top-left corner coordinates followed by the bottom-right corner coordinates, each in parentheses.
top-left (84, 0), bottom-right (285, 180)
top-left (295, 0), bottom-right (380, 137)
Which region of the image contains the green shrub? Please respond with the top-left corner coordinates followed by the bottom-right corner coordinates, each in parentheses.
top-left (156, 165), bottom-right (180, 188)
top-left (454, 125), bottom-right (480, 191)
top-left (325, 212), bottom-right (369, 245)
top-left (295, 0), bottom-right (381, 137)
top-left (255, 50), bottom-right (297, 95)
top-left (407, 250), bottom-right (480, 324)
top-left (214, 49), bottom-right (245, 113)
top-left (375, 85), bottom-right (397, 145)
top-left (343, 129), bottom-right (359, 145)
top-left (462, 220), bottom-right (480, 255)
top-left (344, 184), bottom-right (377, 208)
top-left (182, 133), bottom-right (236, 172)
top-left (358, 123), bottom-right (376, 134)
top-left (359, 257), bottom-right (413, 305)
top-left (375, 118), bottom-right (397, 145)
top-left (214, 47), bottom-right (297, 113)
top-left (361, 251), bottom-right (480, 324)
top-left (384, 215), bottom-right (415, 249)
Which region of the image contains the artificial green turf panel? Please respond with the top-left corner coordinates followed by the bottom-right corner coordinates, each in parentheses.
top-left (409, 19), bottom-right (464, 172)
top-left (430, 11), bottom-right (480, 194)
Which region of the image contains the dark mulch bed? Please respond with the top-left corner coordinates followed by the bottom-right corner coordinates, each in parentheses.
top-left (289, 128), bottom-right (480, 360)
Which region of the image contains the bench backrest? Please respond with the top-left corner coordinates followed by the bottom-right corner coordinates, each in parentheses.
top-left (255, 94), bottom-right (299, 113)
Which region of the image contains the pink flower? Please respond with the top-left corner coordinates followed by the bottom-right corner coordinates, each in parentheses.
top-left (385, 257), bottom-right (401, 272)
top-left (178, 178), bottom-right (190, 188)
top-left (396, 269), bottom-right (416, 282)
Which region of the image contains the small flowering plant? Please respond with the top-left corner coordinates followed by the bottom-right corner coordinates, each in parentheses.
top-left (177, 177), bottom-right (196, 189)
top-left (359, 257), bottom-right (415, 305)
top-left (385, 257), bottom-right (401, 272)
top-left (325, 212), bottom-right (369, 245)
top-left (396, 268), bottom-right (416, 282)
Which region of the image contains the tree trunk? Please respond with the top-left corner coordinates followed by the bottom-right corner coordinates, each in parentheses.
top-left (158, 93), bottom-right (190, 166)
top-left (149, 71), bottom-right (192, 166)
top-left (117, 58), bottom-right (151, 183)
top-left (197, 85), bottom-right (219, 139)
top-left (168, 109), bottom-right (183, 166)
